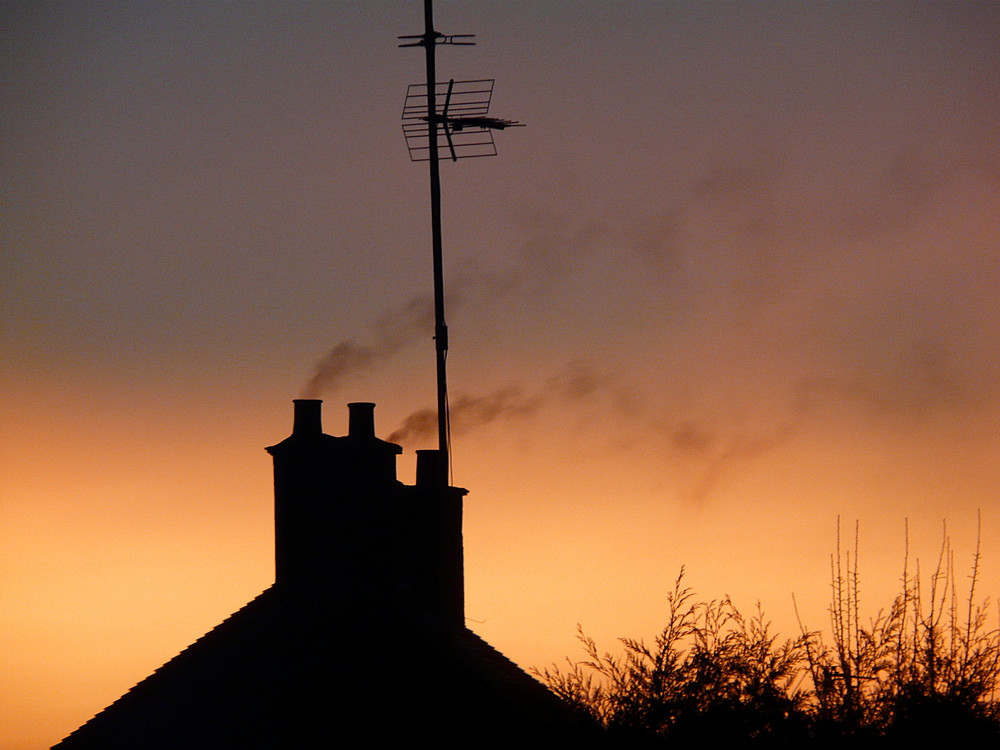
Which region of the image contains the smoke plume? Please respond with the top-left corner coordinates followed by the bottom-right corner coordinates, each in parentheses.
top-left (387, 361), bottom-right (611, 445)
top-left (792, 337), bottom-right (974, 422)
top-left (301, 204), bottom-right (609, 399)
top-left (656, 419), bottom-right (797, 506)
top-left (301, 296), bottom-right (435, 398)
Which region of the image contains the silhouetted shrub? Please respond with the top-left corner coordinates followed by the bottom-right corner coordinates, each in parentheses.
top-left (535, 568), bottom-right (810, 747)
top-left (799, 517), bottom-right (1000, 743)
top-left (534, 517), bottom-right (1000, 746)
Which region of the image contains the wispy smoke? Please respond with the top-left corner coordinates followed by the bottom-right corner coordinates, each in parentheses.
top-left (387, 360), bottom-right (801, 507)
top-left (793, 337), bottom-right (973, 422)
top-left (387, 387), bottom-right (540, 445)
top-left (447, 207), bottom-right (611, 305)
top-left (387, 361), bottom-right (612, 445)
top-left (303, 151), bottom-right (988, 507)
top-left (656, 419), bottom-right (797, 506)
top-left (301, 204), bottom-right (609, 399)
top-left (301, 296), bottom-right (435, 399)
top-left (649, 338), bottom-right (976, 506)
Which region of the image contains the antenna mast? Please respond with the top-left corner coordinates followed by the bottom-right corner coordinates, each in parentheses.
top-left (400, 0), bottom-right (523, 481)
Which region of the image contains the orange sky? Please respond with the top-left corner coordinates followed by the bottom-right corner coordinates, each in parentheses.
top-left (4, 2), bottom-right (1000, 747)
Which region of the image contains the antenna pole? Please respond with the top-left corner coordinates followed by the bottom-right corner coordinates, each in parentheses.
top-left (401, 1), bottom-right (521, 481)
top-left (422, 0), bottom-right (450, 471)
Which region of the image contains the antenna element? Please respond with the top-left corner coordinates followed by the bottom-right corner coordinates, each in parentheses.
top-left (399, 0), bottom-right (522, 482)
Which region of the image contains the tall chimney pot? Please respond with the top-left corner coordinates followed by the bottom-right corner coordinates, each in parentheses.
top-left (292, 399), bottom-right (322, 436)
top-left (348, 402), bottom-right (376, 439)
top-left (416, 449), bottom-right (448, 487)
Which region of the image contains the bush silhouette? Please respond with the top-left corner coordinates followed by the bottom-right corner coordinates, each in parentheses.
top-left (535, 518), bottom-right (1000, 746)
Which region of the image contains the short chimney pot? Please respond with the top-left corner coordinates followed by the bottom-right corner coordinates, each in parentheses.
top-left (292, 399), bottom-right (322, 436)
top-left (348, 402), bottom-right (377, 439)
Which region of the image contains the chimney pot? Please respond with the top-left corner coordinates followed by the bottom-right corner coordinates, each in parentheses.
top-left (416, 449), bottom-right (448, 487)
top-left (292, 399), bottom-right (322, 436)
top-left (348, 402), bottom-right (376, 439)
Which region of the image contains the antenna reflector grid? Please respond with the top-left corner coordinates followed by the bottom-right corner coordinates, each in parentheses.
top-left (402, 79), bottom-right (498, 161)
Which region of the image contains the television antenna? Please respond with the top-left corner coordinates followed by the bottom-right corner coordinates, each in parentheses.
top-left (399, 0), bottom-right (523, 481)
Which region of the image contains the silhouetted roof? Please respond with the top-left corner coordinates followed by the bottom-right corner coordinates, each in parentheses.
top-left (55, 400), bottom-right (603, 747)
top-left (54, 584), bottom-right (597, 748)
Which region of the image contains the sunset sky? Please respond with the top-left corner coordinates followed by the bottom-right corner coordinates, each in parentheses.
top-left (3, 2), bottom-right (999, 747)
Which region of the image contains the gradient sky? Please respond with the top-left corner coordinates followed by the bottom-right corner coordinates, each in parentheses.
top-left (3, 2), bottom-right (999, 747)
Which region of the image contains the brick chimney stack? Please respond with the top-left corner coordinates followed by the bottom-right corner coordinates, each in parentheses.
top-left (266, 401), bottom-right (466, 627)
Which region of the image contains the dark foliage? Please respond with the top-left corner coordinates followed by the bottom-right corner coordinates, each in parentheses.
top-left (534, 518), bottom-right (1000, 747)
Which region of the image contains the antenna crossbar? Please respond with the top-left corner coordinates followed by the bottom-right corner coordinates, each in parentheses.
top-left (398, 32), bottom-right (475, 47)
